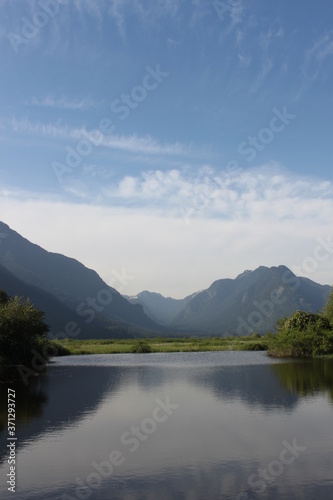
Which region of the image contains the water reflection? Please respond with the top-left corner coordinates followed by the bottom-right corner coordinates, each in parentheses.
top-left (0, 353), bottom-right (332, 500)
top-left (0, 367), bottom-right (48, 462)
top-left (271, 358), bottom-right (333, 402)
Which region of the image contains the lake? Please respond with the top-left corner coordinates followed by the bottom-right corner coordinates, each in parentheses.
top-left (1, 351), bottom-right (333, 499)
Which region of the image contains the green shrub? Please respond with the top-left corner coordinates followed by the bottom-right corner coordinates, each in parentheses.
top-left (268, 310), bottom-right (333, 358)
top-left (131, 341), bottom-right (152, 354)
top-left (323, 287), bottom-right (333, 326)
top-left (49, 341), bottom-right (71, 356)
top-left (0, 293), bottom-right (50, 366)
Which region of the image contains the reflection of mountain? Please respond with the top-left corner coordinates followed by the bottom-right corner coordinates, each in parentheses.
top-left (0, 368), bottom-right (48, 464)
top-left (113, 362), bottom-right (299, 411)
top-left (0, 356), bottom-right (299, 462)
top-left (0, 365), bottom-right (124, 466)
top-left (271, 359), bottom-right (333, 401)
top-left (3, 356), bottom-right (330, 470)
top-left (190, 364), bottom-right (298, 411)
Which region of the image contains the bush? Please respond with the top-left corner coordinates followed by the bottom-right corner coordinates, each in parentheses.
top-left (268, 310), bottom-right (333, 358)
top-left (49, 341), bottom-right (72, 357)
top-left (323, 286), bottom-right (333, 326)
top-left (0, 291), bottom-right (50, 366)
top-left (131, 341), bottom-right (152, 353)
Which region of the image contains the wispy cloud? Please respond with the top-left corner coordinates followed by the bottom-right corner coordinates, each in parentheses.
top-left (1, 177), bottom-right (332, 298)
top-left (9, 116), bottom-right (70, 138)
top-left (106, 0), bottom-right (182, 36)
top-left (228, 4), bottom-right (245, 33)
top-left (25, 96), bottom-right (98, 110)
top-left (238, 53), bottom-right (251, 67)
top-left (5, 117), bottom-right (198, 158)
top-left (99, 133), bottom-right (195, 157)
top-left (302, 33), bottom-right (333, 82)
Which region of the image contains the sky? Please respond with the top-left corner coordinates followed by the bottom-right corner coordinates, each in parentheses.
top-left (0, 0), bottom-right (333, 298)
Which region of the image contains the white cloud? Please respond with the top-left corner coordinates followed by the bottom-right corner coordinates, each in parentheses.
top-left (238, 53), bottom-right (251, 67)
top-left (5, 117), bottom-right (197, 158)
top-left (99, 133), bottom-right (194, 157)
top-left (106, 0), bottom-right (183, 35)
top-left (26, 96), bottom-right (98, 110)
top-left (103, 164), bottom-right (333, 221)
top-left (0, 165), bottom-right (332, 298)
top-left (302, 33), bottom-right (333, 82)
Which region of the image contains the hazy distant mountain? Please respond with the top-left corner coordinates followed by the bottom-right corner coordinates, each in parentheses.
top-left (0, 221), bottom-right (165, 338)
top-left (0, 263), bottom-right (117, 339)
top-left (126, 266), bottom-right (331, 336)
top-left (169, 265), bottom-right (331, 335)
top-left (125, 290), bottom-right (200, 325)
top-left (1, 221), bottom-right (331, 339)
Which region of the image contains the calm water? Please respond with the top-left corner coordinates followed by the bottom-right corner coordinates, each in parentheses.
top-left (0, 351), bottom-right (333, 500)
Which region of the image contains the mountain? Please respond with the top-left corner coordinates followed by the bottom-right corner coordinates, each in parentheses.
top-left (125, 290), bottom-right (200, 325)
top-left (0, 221), bottom-right (165, 338)
top-left (0, 263), bottom-right (117, 339)
top-left (126, 266), bottom-right (331, 335)
top-left (1, 221), bottom-right (331, 339)
top-left (169, 265), bottom-right (331, 335)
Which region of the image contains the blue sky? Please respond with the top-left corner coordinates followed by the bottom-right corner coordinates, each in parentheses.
top-left (0, 0), bottom-right (333, 297)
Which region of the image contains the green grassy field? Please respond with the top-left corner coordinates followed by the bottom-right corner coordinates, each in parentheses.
top-left (52, 335), bottom-right (269, 355)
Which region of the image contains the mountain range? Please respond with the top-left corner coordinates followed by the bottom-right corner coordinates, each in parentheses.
top-left (0, 221), bottom-right (331, 338)
top-left (127, 267), bottom-right (331, 335)
top-left (0, 221), bottom-right (164, 339)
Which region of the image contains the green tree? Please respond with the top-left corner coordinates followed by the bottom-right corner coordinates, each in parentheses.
top-left (0, 291), bottom-right (50, 365)
top-left (268, 310), bottom-right (333, 358)
top-left (323, 287), bottom-right (333, 326)
top-left (0, 290), bottom-right (10, 305)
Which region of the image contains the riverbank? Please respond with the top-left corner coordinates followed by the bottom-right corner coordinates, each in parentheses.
top-left (52, 336), bottom-right (268, 355)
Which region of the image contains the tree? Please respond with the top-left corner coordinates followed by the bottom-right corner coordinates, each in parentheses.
top-left (0, 291), bottom-right (50, 365)
top-left (0, 290), bottom-right (10, 305)
top-left (268, 309), bottom-right (333, 358)
top-left (323, 287), bottom-right (333, 326)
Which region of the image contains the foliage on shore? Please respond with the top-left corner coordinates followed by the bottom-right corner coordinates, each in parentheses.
top-left (1, 285), bottom-right (333, 363)
top-left (0, 289), bottom-right (71, 367)
top-left (267, 288), bottom-right (333, 358)
top-left (51, 334), bottom-right (268, 355)
top-left (0, 290), bottom-right (50, 366)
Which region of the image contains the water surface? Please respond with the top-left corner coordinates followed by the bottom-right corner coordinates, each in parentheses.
top-left (0, 352), bottom-right (332, 499)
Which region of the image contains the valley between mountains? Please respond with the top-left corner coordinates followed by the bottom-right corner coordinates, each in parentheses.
top-left (0, 221), bottom-right (331, 339)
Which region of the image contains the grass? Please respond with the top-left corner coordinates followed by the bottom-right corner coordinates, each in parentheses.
top-left (51, 335), bottom-right (269, 356)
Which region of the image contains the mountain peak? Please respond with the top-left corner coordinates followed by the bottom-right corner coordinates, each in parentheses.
top-left (236, 269), bottom-right (253, 279)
